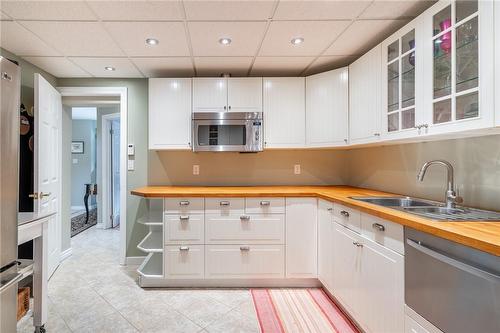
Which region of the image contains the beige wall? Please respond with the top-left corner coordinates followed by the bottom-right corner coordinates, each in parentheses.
top-left (149, 150), bottom-right (350, 186)
top-left (347, 135), bottom-right (500, 211)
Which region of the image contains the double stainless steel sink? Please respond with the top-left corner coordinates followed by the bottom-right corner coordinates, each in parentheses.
top-left (350, 196), bottom-right (500, 222)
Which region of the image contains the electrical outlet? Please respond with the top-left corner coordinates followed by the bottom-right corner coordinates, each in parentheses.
top-left (294, 164), bottom-right (301, 175)
top-left (193, 165), bottom-right (200, 175)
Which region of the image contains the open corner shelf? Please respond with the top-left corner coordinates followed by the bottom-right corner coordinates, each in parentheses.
top-left (137, 231), bottom-right (163, 253)
top-left (137, 253), bottom-right (163, 278)
top-left (137, 211), bottom-right (163, 226)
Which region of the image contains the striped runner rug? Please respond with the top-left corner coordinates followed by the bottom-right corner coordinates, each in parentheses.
top-left (251, 289), bottom-right (359, 333)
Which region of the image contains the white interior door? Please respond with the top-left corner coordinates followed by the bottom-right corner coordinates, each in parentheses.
top-left (111, 119), bottom-right (120, 228)
top-left (34, 74), bottom-right (62, 278)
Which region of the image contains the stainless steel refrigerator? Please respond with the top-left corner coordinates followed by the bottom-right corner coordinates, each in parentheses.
top-left (0, 56), bottom-right (21, 333)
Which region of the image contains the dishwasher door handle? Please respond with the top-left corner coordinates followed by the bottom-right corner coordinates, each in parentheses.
top-left (406, 238), bottom-right (500, 282)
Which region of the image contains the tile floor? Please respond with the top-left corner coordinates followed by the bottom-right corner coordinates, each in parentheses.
top-left (18, 227), bottom-right (260, 333)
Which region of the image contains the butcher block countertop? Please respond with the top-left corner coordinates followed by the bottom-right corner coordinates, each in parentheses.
top-left (131, 185), bottom-right (500, 256)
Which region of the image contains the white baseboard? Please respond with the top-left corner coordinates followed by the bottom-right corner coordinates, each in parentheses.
top-left (126, 256), bottom-right (146, 266)
top-left (96, 222), bottom-right (105, 229)
top-left (60, 248), bottom-right (72, 262)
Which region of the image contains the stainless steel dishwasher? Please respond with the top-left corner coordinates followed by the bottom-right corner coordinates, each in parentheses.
top-left (405, 227), bottom-right (500, 333)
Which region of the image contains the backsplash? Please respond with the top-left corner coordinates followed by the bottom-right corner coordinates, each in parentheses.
top-left (347, 135), bottom-right (500, 211)
top-left (149, 149), bottom-right (349, 186)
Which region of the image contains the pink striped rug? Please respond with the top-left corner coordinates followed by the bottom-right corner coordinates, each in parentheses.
top-left (251, 289), bottom-right (359, 333)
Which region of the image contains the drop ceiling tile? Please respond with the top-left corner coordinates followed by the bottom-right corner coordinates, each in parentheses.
top-left (324, 19), bottom-right (407, 55)
top-left (104, 22), bottom-right (189, 57)
top-left (0, 1), bottom-right (97, 20)
top-left (194, 57), bottom-right (253, 76)
top-left (0, 21), bottom-right (60, 56)
top-left (273, 1), bottom-right (370, 20)
top-left (22, 57), bottom-right (91, 78)
top-left (184, 0), bottom-right (277, 20)
top-left (20, 21), bottom-right (124, 57)
top-left (304, 55), bottom-right (358, 76)
top-left (132, 57), bottom-right (194, 77)
top-left (259, 20), bottom-right (350, 56)
top-left (86, 0), bottom-right (184, 21)
top-left (69, 57), bottom-right (143, 78)
top-left (251, 56), bottom-right (314, 76)
top-left (188, 21), bottom-right (267, 56)
top-left (360, 1), bottom-right (435, 20)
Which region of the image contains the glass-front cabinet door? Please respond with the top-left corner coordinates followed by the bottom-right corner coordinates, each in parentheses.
top-left (381, 19), bottom-right (422, 139)
top-left (423, 0), bottom-right (494, 134)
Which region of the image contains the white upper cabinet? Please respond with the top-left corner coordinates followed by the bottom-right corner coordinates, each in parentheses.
top-left (306, 68), bottom-right (349, 147)
top-left (192, 78), bottom-right (227, 112)
top-left (263, 77), bottom-right (305, 148)
top-left (381, 18), bottom-right (423, 140)
top-left (192, 77), bottom-right (262, 113)
top-left (421, 0), bottom-right (494, 135)
top-left (148, 78), bottom-right (192, 150)
top-left (349, 45), bottom-right (382, 145)
top-left (227, 77), bottom-right (262, 112)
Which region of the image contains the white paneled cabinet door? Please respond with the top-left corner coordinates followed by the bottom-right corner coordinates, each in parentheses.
top-left (349, 45), bottom-right (382, 145)
top-left (306, 68), bottom-right (349, 147)
top-left (285, 198), bottom-right (317, 278)
top-left (263, 77), bottom-right (305, 148)
top-left (227, 78), bottom-right (262, 112)
top-left (358, 235), bottom-right (404, 333)
top-left (318, 200), bottom-right (334, 292)
top-left (192, 78), bottom-right (227, 112)
top-left (422, 0), bottom-right (494, 135)
top-left (149, 78), bottom-right (192, 149)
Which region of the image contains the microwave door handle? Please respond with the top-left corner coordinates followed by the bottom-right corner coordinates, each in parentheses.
top-left (406, 238), bottom-right (500, 282)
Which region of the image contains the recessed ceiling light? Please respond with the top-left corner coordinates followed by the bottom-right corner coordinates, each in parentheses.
top-left (104, 66), bottom-right (115, 71)
top-left (291, 37), bottom-right (304, 45)
top-left (219, 37), bottom-right (232, 45)
top-left (146, 38), bottom-right (159, 46)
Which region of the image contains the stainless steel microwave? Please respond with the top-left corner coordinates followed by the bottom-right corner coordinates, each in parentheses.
top-left (192, 112), bottom-right (263, 152)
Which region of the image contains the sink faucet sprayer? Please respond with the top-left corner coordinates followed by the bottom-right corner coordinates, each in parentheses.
top-left (417, 160), bottom-right (463, 209)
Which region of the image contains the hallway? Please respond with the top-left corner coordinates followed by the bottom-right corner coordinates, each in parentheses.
top-left (17, 227), bottom-right (259, 333)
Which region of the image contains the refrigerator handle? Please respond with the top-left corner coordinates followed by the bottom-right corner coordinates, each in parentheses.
top-left (0, 272), bottom-right (22, 295)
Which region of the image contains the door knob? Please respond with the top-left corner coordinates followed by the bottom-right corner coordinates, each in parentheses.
top-left (29, 193), bottom-right (39, 200)
top-left (40, 192), bottom-right (51, 198)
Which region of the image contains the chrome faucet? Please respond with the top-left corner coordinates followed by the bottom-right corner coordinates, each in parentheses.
top-left (417, 160), bottom-right (463, 209)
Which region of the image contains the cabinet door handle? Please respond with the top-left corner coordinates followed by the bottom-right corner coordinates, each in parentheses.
top-left (179, 200), bottom-right (190, 206)
top-left (219, 201), bottom-right (230, 206)
top-left (340, 210), bottom-right (350, 217)
top-left (179, 246), bottom-right (190, 251)
top-left (327, 207), bottom-right (333, 212)
top-left (372, 223), bottom-right (385, 232)
top-left (228, 105), bottom-right (231, 110)
top-left (240, 215), bottom-right (251, 220)
top-left (374, 133), bottom-right (380, 136)
top-left (352, 241), bottom-right (363, 247)
top-left (240, 246), bottom-right (250, 251)
top-left (224, 106), bottom-right (227, 110)
top-left (179, 215), bottom-right (189, 221)
top-left (260, 201), bottom-right (271, 206)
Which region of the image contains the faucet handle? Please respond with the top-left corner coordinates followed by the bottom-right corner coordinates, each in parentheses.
top-left (451, 188), bottom-right (464, 205)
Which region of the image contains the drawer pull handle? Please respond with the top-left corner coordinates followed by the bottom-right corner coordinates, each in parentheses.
top-left (352, 241), bottom-right (363, 248)
top-left (240, 215), bottom-right (251, 220)
top-left (220, 201), bottom-right (230, 206)
top-left (179, 246), bottom-right (190, 251)
top-left (240, 246), bottom-right (250, 251)
top-left (179, 215), bottom-right (189, 221)
top-left (327, 207), bottom-right (333, 212)
top-left (372, 223), bottom-right (385, 232)
top-left (179, 201), bottom-right (190, 206)
top-left (260, 201), bottom-right (271, 206)
top-left (340, 210), bottom-right (350, 217)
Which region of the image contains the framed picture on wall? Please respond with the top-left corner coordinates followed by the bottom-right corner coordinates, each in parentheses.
top-left (71, 141), bottom-right (84, 154)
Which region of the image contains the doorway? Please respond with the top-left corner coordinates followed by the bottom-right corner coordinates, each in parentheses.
top-left (102, 113), bottom-right (121, 229)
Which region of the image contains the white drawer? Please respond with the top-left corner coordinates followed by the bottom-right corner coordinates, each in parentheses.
top-left (205, 198), bottom-right (244, 215)
top-left (361, 213), bottom-right (404, 254)
top-left (205, 244), bottom-right (284, 279)
top-left (333, 203), bottom-right (361, 233)
top-left (205, 214), bottom-right (284, 244)
top-left (164, 245), bottom-right (204, 279)
top-left (164, 214), bottom-right (204, 245)
top-left (164, 197), bottom-right (204, 215)
top-left (245, 197), bottom-right (285, 214)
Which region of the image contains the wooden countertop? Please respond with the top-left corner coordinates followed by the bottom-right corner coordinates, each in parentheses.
top-left (131, 185), bottom-right (500, 256)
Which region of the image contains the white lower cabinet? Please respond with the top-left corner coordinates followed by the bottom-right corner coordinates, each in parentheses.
top-left (318, 199), bottom-right (335, 292)
top-left (285, 198), bottom-right (318, 278)
top-left (205, 244), bottom-right (285, 279)
top-left (333, 222), bottom-right (404, 333)
top-left (164, 245), bottom-right (204, 279)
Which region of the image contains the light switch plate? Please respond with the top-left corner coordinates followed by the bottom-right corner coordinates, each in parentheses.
top-left (294, 164), bottom-right (301, 175)
top-left (193, 165), bottom-right (200, 175)
top-left (127, 159), bottom-right (135, 171)
top-left (127, 144), bottom-right (135, 156)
